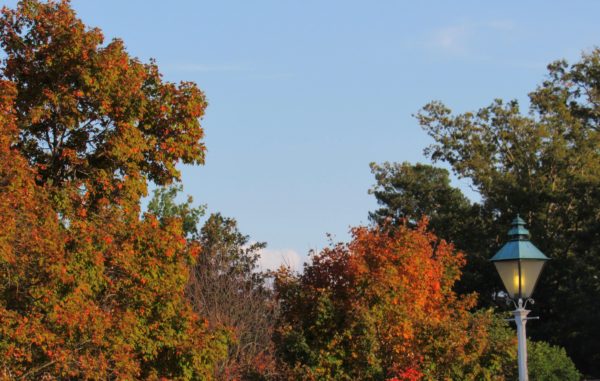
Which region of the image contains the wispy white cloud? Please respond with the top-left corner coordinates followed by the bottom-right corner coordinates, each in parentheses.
top-left (429, 20), bottom-right (516, 55)
top-left (426, 20), bottom-right (547, 70)
top-left (431, 25), bottom-right (469, 53)
top-left (257, 247), bottom-right (304, 272)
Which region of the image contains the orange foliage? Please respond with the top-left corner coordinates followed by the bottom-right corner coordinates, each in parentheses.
top-left (274, 222), bottom-right (515, 380)
top-left (0, 1), bottom-right (226, 379)
top-left (0, 0), bottom-right (207, 213)
top-left (0, 80), bottom-right (225, 379)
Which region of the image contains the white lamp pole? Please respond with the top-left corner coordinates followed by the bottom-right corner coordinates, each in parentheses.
top-left (514, 299), bottom-right (530, 381)
top-left (491, 216), bottom-right (549, 381)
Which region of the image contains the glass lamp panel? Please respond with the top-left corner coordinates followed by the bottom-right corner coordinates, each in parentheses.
top-left (494, 260), bottom-right (546, 299)
top-left (519, 259), bottom-right (546, 298)
top-left (494, 261), bottom-right (520, 298)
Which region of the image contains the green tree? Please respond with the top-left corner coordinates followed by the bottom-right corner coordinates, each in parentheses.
top-left (147, 184), bottom-right (206, 238)
top-left (528, 341), bottom-right (580, 381)
top-left (372, 49), bottom-right (600, 376)
top-left (369, 162), bottom-right (472, 231)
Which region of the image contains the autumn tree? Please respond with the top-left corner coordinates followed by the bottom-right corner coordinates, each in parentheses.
top-left (369, 162), bottom-right (496, 298)
top-left (0, 143), bottom-right (226, 378)
top-left (0, 0), bottom-right (206, 212)
top-left (273, 222), bottom-right (519, 380)
top-left (371, 49), bottom-right (600, 377)
top-left (0, 1), bottom-right (226, 379)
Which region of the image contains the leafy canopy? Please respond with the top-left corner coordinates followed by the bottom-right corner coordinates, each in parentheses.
top-left (274, 222), bottom-right (518, 381)
top-left (0, 1), bottom-right (226, 379)
top-left (371, 49), bottom-right (600, 377)
top-left (0, 0), bottom-right (207, 211)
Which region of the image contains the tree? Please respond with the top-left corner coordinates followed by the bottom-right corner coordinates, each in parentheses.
top-left (188, 213), bottom-right (276, 380)
top-left (371, 49), bottom-right (600, 376)
top-left (368, 162), bottom-right (499, 300)
top-left (0, 0), bottom-right (207, 212)
top-left (369, 162), bottom-right (472, 232)
top-left (147, 186), bottom-right (278, 380)
top-left (147, 184), bottom-right (206, 239)
top-left (273, 222), bottom-right (519, 380)
top-left (0, 1), bottom-right (226, 379)
top-left (527, 341), bottom-right (580, 381)
top-left (0, 79), bottom-right (227, 379)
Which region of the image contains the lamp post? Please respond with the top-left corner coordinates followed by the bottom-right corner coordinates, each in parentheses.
top-left (490, 216), bottom-right (549, 381)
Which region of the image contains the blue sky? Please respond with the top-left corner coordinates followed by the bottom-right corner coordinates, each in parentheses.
top-left (3, 0), bottom-right (600, 269)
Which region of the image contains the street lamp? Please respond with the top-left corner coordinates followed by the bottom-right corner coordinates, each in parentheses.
top-left (490, 215), bottom-right (549, 381)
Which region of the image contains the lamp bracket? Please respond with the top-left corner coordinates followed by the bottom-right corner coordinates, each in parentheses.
top-left (508, 297), bottom-right (534, 310)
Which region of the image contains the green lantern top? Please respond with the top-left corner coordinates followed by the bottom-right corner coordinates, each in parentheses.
top-left (507, 215), bottom-right (529, 239)
top-left (491, 216), bottom-right (550, 262)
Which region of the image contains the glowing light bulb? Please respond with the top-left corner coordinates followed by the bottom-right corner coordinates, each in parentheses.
top-left (512, 271), bottom-right (525, 297)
